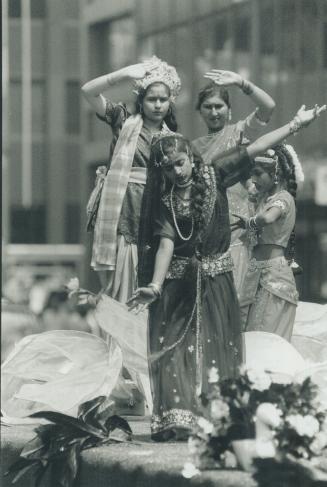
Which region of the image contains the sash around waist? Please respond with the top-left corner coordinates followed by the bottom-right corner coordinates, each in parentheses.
top-left (128, 167), bottom-right (147, 184)
top-left (166, 250), bottom-right (234, 280)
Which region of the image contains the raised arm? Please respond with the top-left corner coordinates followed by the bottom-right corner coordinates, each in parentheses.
top-left (81, 60), bottom-right (157, 117)
top-left (246, 104), bottom-right (326, 159)
top-left (204, 69), bottom-right (276, 122)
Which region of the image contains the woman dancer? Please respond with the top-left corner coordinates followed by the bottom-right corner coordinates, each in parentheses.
top-left (81, 56), bottom-right (181, 301)
top-left (128, 104), bottom-right (325, 441)
top-left (192, 70), bottom-right (275, 294)
top-left (233, 142), bottom-right (307, 341)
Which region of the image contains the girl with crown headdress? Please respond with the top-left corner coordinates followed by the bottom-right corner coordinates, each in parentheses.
top-left (128, 104), bottom-right (325, 441)
top-left (232, 140), bottom-right (308, 341)
top-left (81, 57), bottom-right (181, 301)
top-left (192, 70), bottom-right (276, 297)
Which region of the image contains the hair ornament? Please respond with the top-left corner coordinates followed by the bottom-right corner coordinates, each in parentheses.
top-left (152, 133), bottom-right (189, 167)
top-left (133, 56), bottom-right (181, 101)
top-left (284, 144), bottom-right (304, 186)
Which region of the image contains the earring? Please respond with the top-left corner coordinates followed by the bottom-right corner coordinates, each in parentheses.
top-left (228, 110), bottom-right (232, 122)
top-left (274, 161), bottom-right (279, 185)
top-left (139, 104), bottom-right (143, 114)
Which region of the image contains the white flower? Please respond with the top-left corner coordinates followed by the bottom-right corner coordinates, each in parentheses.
top-left (310, 431), bottom-right (327, 455)
top-left (211, 399), bottom-right (230, 421)
top-left (222, 450), bottom-right (238, 468)
top-left (255, 438), bottom-right (276, 458)
top-left (256, 403), bottom-right (283, 428)
top-left (287, 414), bottom-right (320, 438)
top-left (247, 368), bottom-right (272, 391)
top-left (197, 417), bottom-right (214, 435)
top-left (208, 367), bottom-right (219, 384)
top-left (188, 436), bottom-right (199, 455)
top-left (182, 462), bottom-right (200, 478)
top-left (66, 277), bottom-right (80, 291)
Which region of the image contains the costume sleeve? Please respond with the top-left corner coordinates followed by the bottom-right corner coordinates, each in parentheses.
top-left (153, 203), bottom-right (176, 242)
top-left (264, 191), bottom-right (293, 217)
top-left (235, 109), bottom-right (268, 145)
top-left (96, 99), bottom-right (128, 129)
top-left (212, 145), bottom-right (253, 188)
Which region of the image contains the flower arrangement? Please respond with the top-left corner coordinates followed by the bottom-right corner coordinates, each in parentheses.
top-left (184, 366), bottom-right (327, 482)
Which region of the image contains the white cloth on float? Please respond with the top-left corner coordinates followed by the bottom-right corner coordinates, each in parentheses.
top-left (1, 330), bottom-right (122, 421)
top-left (243, 331), bottom-right (327, 407)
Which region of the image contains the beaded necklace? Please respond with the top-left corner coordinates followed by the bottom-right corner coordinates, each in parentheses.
top-left (170, 184), bottom-right (194, 241)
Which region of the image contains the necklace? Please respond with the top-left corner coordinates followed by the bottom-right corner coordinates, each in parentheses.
top-left (175, 179), bottom-right (193, 189)
top-left (170, 185), bottom-right (194, 241)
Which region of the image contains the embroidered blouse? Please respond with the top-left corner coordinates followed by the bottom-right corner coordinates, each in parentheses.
top-left (256, 190), bottom-right (295, 248)
top-left (191, 111), bottom-right (266, 244)
top-left (154, 147), bottom-right (253, 258)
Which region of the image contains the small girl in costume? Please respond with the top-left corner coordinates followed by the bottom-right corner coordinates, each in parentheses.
top-left (234, 144), bottom-right (306, 341)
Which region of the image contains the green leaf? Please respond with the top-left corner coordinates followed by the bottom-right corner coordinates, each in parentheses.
top-left (30, 411), bottom-right (106, 439)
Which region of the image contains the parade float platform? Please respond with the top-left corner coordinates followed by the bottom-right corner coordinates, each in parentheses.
top-left (1, 418), bottom-right (256, 487)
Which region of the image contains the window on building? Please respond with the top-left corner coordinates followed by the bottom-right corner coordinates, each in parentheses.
top-left (108, 17), bottom-right (135, 71)
top-left (9, 0), bottom-right (21, 18)
top-left (323, 22), bottom-right (327, 68)
top-left (65, 81), bottom-right (80, 134)
top-left (32, 81), bottom-right (46, 134)
top-left (214, 19), bottom-right (228, 51)
top-left (234, 15), bottom-right (250, 52)
top-left (11, 205), bottom-right (46, 243)
top-left (30, 0), bottom-right (46, 18)
top-left (9, 80), bottom-right (22, 134)
top-left (260, 5), bottom-right (274, 55)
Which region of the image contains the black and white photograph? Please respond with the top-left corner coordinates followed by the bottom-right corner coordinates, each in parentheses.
top-left (1, 1), bottom-right (327, 486)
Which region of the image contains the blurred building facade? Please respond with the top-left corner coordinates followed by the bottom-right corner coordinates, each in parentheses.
top-left (5, 0), bottom-right (83, 245)
top-left (3, 0), bottom-right (327, 301)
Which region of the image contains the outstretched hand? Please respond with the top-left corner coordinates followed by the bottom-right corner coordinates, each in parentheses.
top-left (230, 213), bottom-right (248, 230)
top-left (296, 104), bottom-right (326, 127)
top-left (127, 287), bottom-right (157, 314)
top-left (204, 69), bottom-right (243, 87)
top-left (68, 289), bottom-right (99, 308)
top-left (123, 59), bottom-right (158, 80)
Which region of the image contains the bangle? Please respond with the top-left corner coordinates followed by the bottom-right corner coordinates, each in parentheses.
top-left (148, 282), bottom-right (162, 297)
top-left (289, 115), bottom-right (302, 136)
top-left (241, 79), bottom-right (253, 96)
top-left (246, 216), bottom-right (258, 231)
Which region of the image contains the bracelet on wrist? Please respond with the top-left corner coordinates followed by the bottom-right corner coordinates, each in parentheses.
top-left (241, 79), bottom-right (253, 96)
top-left (148, 282), bottom-right (162, 297)
top-left (246, 216), bottom-right (258, 231)
top-left (289, 115), bottom-right (302, 136)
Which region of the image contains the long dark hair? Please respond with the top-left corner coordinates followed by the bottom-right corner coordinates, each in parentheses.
top-left (135, 83), bottom-right (178, 132)
top-left (195, 82), bottom-right (231, 111)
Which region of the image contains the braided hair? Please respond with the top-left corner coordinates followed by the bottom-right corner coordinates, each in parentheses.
top-left (135, 83), bottom-right (178, 132)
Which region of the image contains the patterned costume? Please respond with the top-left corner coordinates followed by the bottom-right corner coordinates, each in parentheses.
top-left (143, 146), bottom-right (253, 438)
top-left (240, 190), bottom-right (298, 341)
top-left (192, 111), bottom-right (267, 295)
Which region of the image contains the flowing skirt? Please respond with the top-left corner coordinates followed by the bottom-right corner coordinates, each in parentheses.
top-left (148, 272), bottom-right (242, 436)
top-left (239, 256), bottom-right (298, 341)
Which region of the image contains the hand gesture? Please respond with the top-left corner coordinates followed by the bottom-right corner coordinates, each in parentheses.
top-left (122, 59), bottom-right (158, 80)
top-left (204, 69), bottom-right (243, 87)
top-left (230, 213), bottom-right (248, 230)
top-left (68, 289), bottom-right (98, 308)
top-left (295, 104), bottom-right (326, 127)
top-left (126, 287), bottom-right (157, 314)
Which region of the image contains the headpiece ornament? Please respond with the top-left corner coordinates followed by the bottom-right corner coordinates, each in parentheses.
top-left (254, 149), bottom-right (279, 166)
top-left (152, 133), bottom-right (189, 167)
top-left (133, 56), bottom-right (181, 101)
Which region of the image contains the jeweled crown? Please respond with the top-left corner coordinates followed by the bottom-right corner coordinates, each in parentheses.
top-left (134, 56), bottom-right (181, 101)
